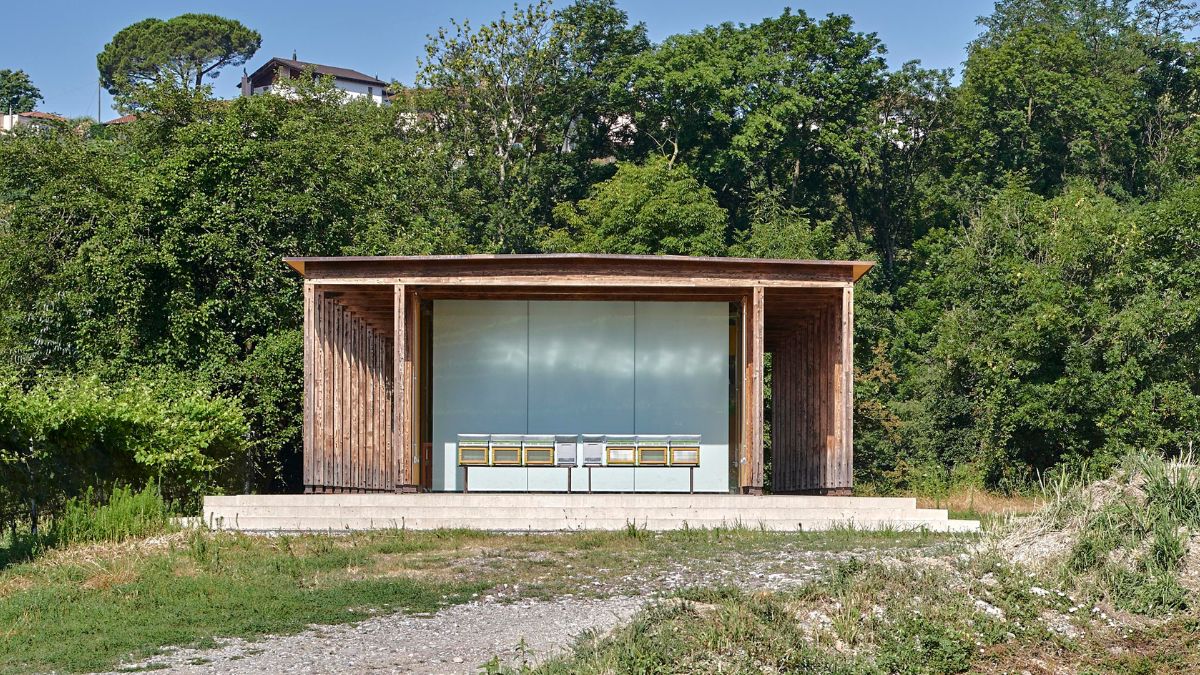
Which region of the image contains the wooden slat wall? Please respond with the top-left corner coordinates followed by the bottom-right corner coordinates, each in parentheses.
top-left (770, 296), bottom-right (854, 494)
top-left (304, 285), bottom-right (395, 493)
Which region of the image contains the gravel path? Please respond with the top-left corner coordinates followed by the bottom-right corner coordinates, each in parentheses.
top-left (107, 596), bottom-right (645, 674)
top-left (103, 545), bottom-right (938, 674)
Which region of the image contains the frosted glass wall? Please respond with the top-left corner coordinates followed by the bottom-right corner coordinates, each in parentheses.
top-left (432, 300), bottom-right (730, 492)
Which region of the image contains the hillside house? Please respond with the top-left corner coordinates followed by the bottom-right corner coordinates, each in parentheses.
top-left (240, 56), bottom-right (389, 104)
top-left (1, 110), bottom-right (67, 133)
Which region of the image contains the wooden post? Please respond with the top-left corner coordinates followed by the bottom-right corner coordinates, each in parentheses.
top-left (841, 285), bottom-right (854, 490)
top-left (739, 294), bottom-right (750, 490)
top-left (406, 291), bottom-right (419, 489)
top-left (750, 285), bottom-right (765, 494)
top-left (741, 287), bottom-right (765, 494)
top-left (394, 283), bottom-right (416, 491)
top-left (303, 283), bottom-right (315, 492)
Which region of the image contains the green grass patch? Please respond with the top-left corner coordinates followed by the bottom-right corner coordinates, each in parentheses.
top-left (0, 529), bottom-right (488, 674)
top-left (0, 524), bottom-right (950, 674)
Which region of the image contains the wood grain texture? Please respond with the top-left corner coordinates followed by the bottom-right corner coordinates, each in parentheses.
top-left (769, 291), bottom-right (855, 494)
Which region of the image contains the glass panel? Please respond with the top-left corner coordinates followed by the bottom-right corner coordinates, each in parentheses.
top-left (492, 447), bottom-right (523, 465)
top-left (433, 301), bottom-right (529, 490)
top-left (458, 446), bottom-right (489, 466)
top-left (638, 447), bottom-right (668, 465)
top-left (635, 303), bottom-right (728, 490)
top-left (528, 301), bottom-right (635, 434)
top-left (670, 447), bottom-right (700, 466)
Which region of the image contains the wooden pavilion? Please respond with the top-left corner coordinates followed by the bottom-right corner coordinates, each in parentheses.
top-left (289, 254), bottom-right (872, 496)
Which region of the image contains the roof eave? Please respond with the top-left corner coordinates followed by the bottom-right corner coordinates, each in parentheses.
top-left (282, 254), bottom-right (875, 283)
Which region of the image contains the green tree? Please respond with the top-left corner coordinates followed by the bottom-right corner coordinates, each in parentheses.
top-left (953, 0), bottom-right (1200, 195)
top-left (0, 69), bottom-right (42, 113)
top-left (552, 0), bottom-right (650, 157)
top-left (97, 14), bottom-right (260, 102)
top-left (616, 9), bottom-right (886, 230)
top-left (544, 157), bottom-right (727, 255)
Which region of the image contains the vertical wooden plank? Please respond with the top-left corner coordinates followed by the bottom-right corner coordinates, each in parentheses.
top-left (303, 284), bottom-right (313, 491)
top-left (750, 286), bottom-right (765, 492)
top-left (341, 306), bottom-right (352, 491)
top-left (357, 319), bottom-right (364, 491)
top-left (739, 293), bottom-right (751, 490)
top-left (809, 319), bottom-right (817, 491)
top-left (827, 305), bottom-right (835, 489)
top-left (842, 285), bottom-right (854, 489)
top-left (349, 317), bottom-right (358, 490)
top-left (372, 327), bottom-right (380, 491)
top-left (789, 333), bottom-right (798, 491)
top-left (318, 292), bottom-right (328, 491)
top-left (378, 333), bottom-right (386, 490)
top-left (386, 333), bottom-right (396, 487)
top-left (830, 301), bottom-right (840, 490)
top-left (323, 293), bottom-right (334, 491)
top-left (330, 303), bottom-right (340, 491)
top-left (367, 329), bottom-right (376, 491)
top-left (404, 291), bottom-right (418, 489)
top-left (358, 318), bottom-right (366, 490)
top-left (393, 284), bottom-right (409, 490)
top-left (379, 331), bottom-right (387, 490)
top-left (775, 333), bottom-right (791, 493)
top-left (804, 319), bottom-right (814, 491)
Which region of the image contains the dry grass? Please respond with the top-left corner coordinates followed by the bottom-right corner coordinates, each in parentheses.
top-left (917, 486), bottom-right (1043, 519)
top-left (81, 567), bottom-right (139, 591)
top-left (0, 576), bottom-right (32, 599)
top-left (988, 454), bottom-right (1200, 616)
top-left (30, 531), bottom-right (188, 571)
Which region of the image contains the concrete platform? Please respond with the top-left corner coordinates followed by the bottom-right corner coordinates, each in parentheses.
top-left (203, 494), bottom-right (980, 533)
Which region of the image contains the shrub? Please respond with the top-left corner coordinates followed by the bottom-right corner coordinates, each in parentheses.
top-left (0, 373), bottom-right (248, 528)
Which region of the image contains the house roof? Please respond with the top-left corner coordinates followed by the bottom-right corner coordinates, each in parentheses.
top-left (246, 57), bottom-right (388, 87)
top-left (19, 111), bottom-right (67, 122)
top-left (283, 253), bottom-right (874, 284)
top-left (103, 114), bottom-right (138, 125)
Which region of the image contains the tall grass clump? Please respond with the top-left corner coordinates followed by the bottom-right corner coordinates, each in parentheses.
top-left (994, 452), bottom-right (1200, 616)
top-left (52, 483), bottom-right (175, 547)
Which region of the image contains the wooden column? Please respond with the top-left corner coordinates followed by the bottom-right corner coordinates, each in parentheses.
top-left (394, 283), bottom-right (416, 491)
top-left (840, 285), bottom-right (854, 488)
top-left (741, 286), bottom-right (765, 494)
top-left (302, 283), bottom-right (315, 492)
top-left (407, 292), bottom-right (420, 490)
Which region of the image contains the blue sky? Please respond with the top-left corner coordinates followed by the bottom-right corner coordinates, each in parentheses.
top-left (1, 1), bottom-right (995, 120)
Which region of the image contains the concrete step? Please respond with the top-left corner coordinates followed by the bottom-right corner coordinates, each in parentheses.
top-left (200, 494), bottom-right (980, 534)
top-left (203, 505), bottom-right (950, 521)
top-left (204, 515), bottom-right (980, 533)
top-left (206, 494), bottom-right (920, 510)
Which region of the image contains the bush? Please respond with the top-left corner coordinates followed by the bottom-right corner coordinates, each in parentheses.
top-left (0, 373), bottom-right (248, 528)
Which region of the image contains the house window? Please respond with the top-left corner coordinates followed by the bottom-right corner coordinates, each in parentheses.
top-left (368, 86), bottom-right (374, 98)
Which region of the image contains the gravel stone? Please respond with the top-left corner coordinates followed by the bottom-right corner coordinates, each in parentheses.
top-left (105, 596), bottom-right (644, 674)
top-left (102, 544), bottom-right (936, 673)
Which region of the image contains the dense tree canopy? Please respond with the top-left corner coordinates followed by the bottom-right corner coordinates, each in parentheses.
top-left (4, 0), bottom-right (1200, 519)
top-left (0, 69), bottom-right (41, 113)
top-left (97, 14), bottom-right (261, 104)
